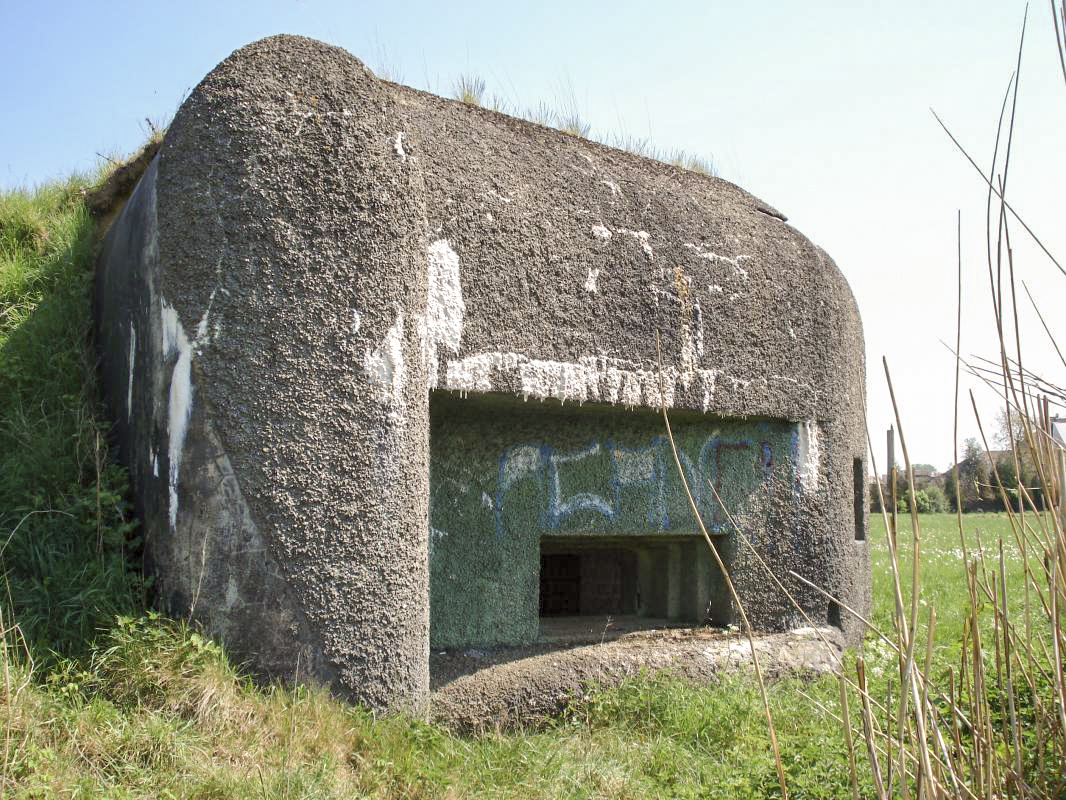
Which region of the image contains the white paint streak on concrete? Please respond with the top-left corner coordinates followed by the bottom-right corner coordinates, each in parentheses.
top-left (127, 323), bottom-right (136, 421)
top-left (694, 298), bottom-right (704, 357)
top-left (393, 131), bottom-right (406, 162)
top-left (351, 310), bottom-right (361, 335)
top-left (700, 370), bottom-right (717, 412)
top-left (616, 228), bottom-right (654, 262)
top-left (424, 239), bottom-right (465, 388)
top-left (788, 322), bottom-right (797, 340)
top-left (728, 376), bottom-right (751, 389)
top-left (364, 313), bottom-right (406, 417)
top-left (194, 288), bottom-right (217, 345)
top-left (591, 224), bottom-right (612, 240)
top-left (445, 352), bottom-right (719, 411)
top-left (684, 243), bottom-right (751, 279)
top-left (445, 351), bottom-right (522, 395)
top-left (160, 298), bottom-right (194, 531)
top-left (517, 359), bottom-right (601, 404)
top-left (225, 577), bottom-right (239, 609)
top-left (678, 328), bottom-right (696, 391)
top-left (797, 421), bottom-right (821, 492)
top-left (670, 269), bottom-right (703, 391)
top-left (620, 371), bottom-right (643, 407)
top-left (584, 267), bottom-right (600, 293)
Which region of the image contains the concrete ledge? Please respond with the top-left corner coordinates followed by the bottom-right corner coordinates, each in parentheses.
top-left (431, 626), bottom-right (845, 733)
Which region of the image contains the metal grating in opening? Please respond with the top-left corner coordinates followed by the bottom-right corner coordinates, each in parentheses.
top-left (539, 549), bottom-right (637, 616)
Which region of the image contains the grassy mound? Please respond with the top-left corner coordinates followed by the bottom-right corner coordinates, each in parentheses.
top-left (0, 176), bottom-right (141, 661)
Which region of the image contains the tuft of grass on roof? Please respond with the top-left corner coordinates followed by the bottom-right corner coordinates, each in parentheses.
top-left (446, 72), bottom-right (716, 176)
top-left (452, 74), bottom-right (486, 107)
top-left (606, 133), bottom-right (717, 177)
top-left (666, 149), bottom-right (716, 177)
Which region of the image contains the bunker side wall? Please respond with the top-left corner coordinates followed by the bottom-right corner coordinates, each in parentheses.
top-left (147, 36), bottom-right (434, 710)
top-left (94, 161), bottom-right (338, 684)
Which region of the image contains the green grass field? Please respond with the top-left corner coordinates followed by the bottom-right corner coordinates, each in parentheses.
top-left (1, 174), bottom-right (1060, 798)
top-left (5, 512), bottom-right (1039, 799)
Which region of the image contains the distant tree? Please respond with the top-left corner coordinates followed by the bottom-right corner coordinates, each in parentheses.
top-left (992, 407), bottom-right (1047, 510)
top-left (995, 455), bottom-right (1017, 492)
top-left (869, 479), bottom-right (886, 512)
top-left (993, 406), bottom-right (1028, 451)
top-left (922, 484), bottom-right (949, 513)
top-left (956, 437), bottom-right (992, 511)
top-left (899, 487), bottom-right (947, 514)
top-left (944, 469), bottom-right (962, 512)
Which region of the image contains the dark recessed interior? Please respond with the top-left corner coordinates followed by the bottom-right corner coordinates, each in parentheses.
top-left (828, 600), bottom-right (842, 630)
top-left (537, 536), bottom-right (728, 633)
top-left (539, 549), bottom-right (638, 616)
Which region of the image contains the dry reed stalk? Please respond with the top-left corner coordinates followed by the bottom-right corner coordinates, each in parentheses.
top-left (998, 542), bottom-right (1025, 788)
top-left (858, 658), bottom-right (888, 800)
top-left (839, 673), bottom-right (861, 800)
top-left (932, 112), bottom-right (1063, 277)
top-left (883, 359), bottom-right (937, 795)
top-left (798, 685), bottom-right (928, 790)
top-left (954, 211), bottom-right (970, 567)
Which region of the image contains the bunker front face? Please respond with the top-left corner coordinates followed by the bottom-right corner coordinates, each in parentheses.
top-left (95, 35), bottom-right (870, 711)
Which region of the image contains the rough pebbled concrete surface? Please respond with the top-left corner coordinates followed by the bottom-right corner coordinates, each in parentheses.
top-left (431, 626), bottom-right (846, 734)
top-left (95, 34), bottom-right (868, 712)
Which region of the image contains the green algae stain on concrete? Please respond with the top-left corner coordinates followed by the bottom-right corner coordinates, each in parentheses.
top-left (428, 394), bottom-right (803, 649)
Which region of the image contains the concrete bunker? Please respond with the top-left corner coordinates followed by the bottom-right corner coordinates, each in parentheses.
top-left (94, 35), bottom-right (870, 712)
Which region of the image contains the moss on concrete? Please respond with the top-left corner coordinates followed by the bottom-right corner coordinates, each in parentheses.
top-left (428, 393), bottom-right (802, 648)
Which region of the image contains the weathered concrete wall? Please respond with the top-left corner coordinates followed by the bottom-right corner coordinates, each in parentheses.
top-left (95, 34), bottom-right (869, 711)
top-left (429, 393), bottom-right (803, 648)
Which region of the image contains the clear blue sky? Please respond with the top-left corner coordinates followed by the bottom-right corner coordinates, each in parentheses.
top-left (3, 0), bottom-right (1064, 470)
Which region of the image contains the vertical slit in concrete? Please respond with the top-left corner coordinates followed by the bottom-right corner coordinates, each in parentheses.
top-left (853, 456), bottom-right (866, 541)
top-left (828, 600), bottom-right (842, 630)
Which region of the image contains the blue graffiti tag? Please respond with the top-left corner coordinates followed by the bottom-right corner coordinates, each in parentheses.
top-left (494, 431), bottom-right (777, 538)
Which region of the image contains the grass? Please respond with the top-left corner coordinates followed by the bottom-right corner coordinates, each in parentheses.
top-left (0, 176), bottom-right (141, 663)
top-left (452, 74), bottom-right (486, 107)
top-left (3, 503), bottom-right (1047, 797)
top-left (449, 75), bottom-right (716, 177)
